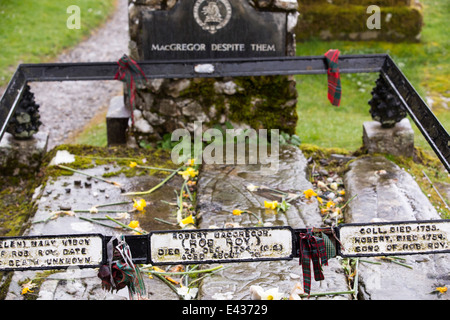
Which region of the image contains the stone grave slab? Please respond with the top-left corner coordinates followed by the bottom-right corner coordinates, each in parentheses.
top-left (344, 156), bottom-right (450, 300)
top-left (196, 145), bottom-right (350, 300)
top-left (5, 148), bottom-right (182, 300)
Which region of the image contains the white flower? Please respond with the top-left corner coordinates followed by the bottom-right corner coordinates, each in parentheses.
top-left (177, 286), bottom-right (198, 300)
top-left (246, 184), bottom-right (259, 192)
top-left (317, 181), bottom-right (328, 190)
top-left (89, 206), bottom-right (98, 214)
top-left (289, 282), bottom-right (304, 300)
top-left (114, 212), bottom-right (130, 220)
top-left (250, 285), bottom-right (284, 300)
top-left (330, 182), bottom-right (338, 191)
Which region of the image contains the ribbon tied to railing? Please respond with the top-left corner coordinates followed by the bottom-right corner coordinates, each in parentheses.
top-left (324, 49), bottom-right (342, 107)
top-left (114, 54), bottom-right (148, 125)
top-left (299, 229), bottom-right (328, 296)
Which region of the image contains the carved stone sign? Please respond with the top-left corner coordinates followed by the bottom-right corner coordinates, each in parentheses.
top-left (1, 220), bottom-right (449, 272)
top-left (0, 234), bottom-right (103, 271)
top-left (139, 0), bottom-right (287, 60)
top-left (338, 220), bottom-right (450, 257)
top-left (149, 227), bottom-right (293, 265)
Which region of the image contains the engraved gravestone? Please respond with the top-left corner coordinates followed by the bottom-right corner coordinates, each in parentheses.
top-left (126, 0), bottom-right (299, 145)
top-left (139, 0), bottom-right (287, 60)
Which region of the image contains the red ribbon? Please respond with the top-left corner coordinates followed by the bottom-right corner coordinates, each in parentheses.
top-left (299, 229), bottom-right (328, 296)
top-left (114, 54), bottom-right (148, 125)
top-left (324, 49), bottom-right (342, 107)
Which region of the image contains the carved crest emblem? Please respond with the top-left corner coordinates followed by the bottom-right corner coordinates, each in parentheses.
top-left (193, 0), bottom-right (232, 34)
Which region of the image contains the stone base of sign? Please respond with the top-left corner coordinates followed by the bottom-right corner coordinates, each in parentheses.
top-left (0, 132), bottom-right (49, 176)
top-left (363, 118), bottom-right (414, 158)
top-left (106, 96), bottom-right (130, 146)
top-left (344, 156), bottom-right (450, 300)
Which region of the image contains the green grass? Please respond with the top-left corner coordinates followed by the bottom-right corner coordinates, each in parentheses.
top-left (295, 0), bottom-right (450, 154)
top-left (0, 0), bottom-right (116, 86)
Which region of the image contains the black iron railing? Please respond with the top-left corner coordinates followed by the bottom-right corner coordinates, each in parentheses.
top-left (0, 55), bottom-right (448, 172)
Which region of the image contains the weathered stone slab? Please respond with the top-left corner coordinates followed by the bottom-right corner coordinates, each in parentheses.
top-left (344, 156), bottom-right (438, 223)
top-left (344, 156), bottom-right (450, 300)
top-left (5, 151), bottom-right (183, 300)
top-left (197, 146), bottom-right (350, 299)
top-left (363, 118), bottom-right (414, 158)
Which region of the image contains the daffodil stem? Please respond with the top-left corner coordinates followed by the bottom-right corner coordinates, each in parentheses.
top-left (188, 266), bottom-right (230, 287)
top-left (95, 201), bottom-right (131, 208)
top-left (152, 273), bottom-right (179, 294)
top-left (79, 216), bottom-right (118, 229)
top-left (144, 265), bottom-right (224, 276)
top-left (341, 194), bottom-right (358, 210)
top-left (183, 180), bottom-right (193, 201)
top-left (57, 165), bottom-right (121, 187)
top-left (382, 256), bottom-right (413, 269)
top-left (359, 259), bottom-right (382, 265)
top-left (136, 165), bottom-right (177, 172)
top-left (154, 217), bottom-right (178, 226)
top-left (74, 210), bottom-right (128, 213)
top-left (123, 167), bottom-right (183, 196)
top-left (244, 211), bottom-right (261, 224)
top-left (300, 290), bottom-right (355, 298)
top-left (105, 215), bottom-right (148, 234)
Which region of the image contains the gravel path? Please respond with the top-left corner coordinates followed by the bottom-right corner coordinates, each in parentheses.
top-left (27, 0), bottom-right (129, 149)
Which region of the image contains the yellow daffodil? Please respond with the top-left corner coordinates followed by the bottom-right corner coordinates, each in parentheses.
top-left (128, 220), bottom-right (140, 229)
top-left (339, 190), bottom-right (346, 196)
top-left (303, 189), bottom-right (317, 199)
top-left (233, 209), bottom-right (243, 216)
top-left (186, 159), bottom-right (196, 166)
top-left (317, 197), bottom-right (324, 205)
top-left (264, 200), bottom-right (278, 210)
top-left (178, 167), bottom-right (199, 180)
top-left (21, 281), bottom-right (36, 295)
top-left (436, 286), bottom-right (447, 294)
top-left (180, 214), bottom-right (195, 226)
top-left (133, 199), bottom-right (147, 211)
top-left (129, 161), bottom-right (138, 168)
top-left (326, 201), bottom-right (336, 209)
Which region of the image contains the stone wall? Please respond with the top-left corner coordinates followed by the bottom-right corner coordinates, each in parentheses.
top-left (296, 0), bottom-right (423, 42)
top-left (127, 0), bottom-right (299, 146)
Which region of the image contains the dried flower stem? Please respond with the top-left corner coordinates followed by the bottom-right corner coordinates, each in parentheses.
top-left (105, 215), bottom-right (148, 235)
top-left (79, 216), bottom-right (118, 229)
top-left (123, 167), bottom-right (183, 196)
top-left (95, 201), bottom-right (131, 208)
top-left (145, 265), bottom-right (224, 276)
top-left (74, 210), bottom-right (128, 213)
top-left (153, 217), bottom-right (178, 226)
top-left (136, 165), bottom-right (178, 172)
